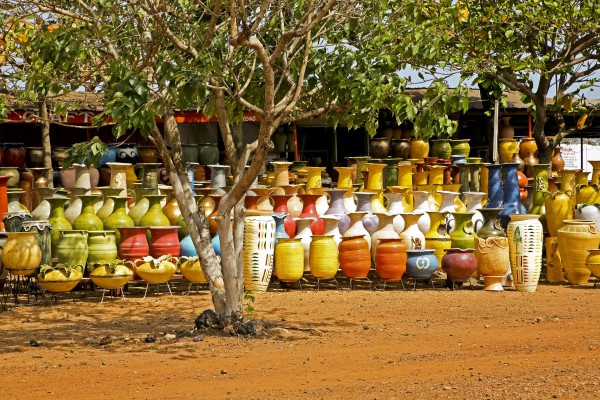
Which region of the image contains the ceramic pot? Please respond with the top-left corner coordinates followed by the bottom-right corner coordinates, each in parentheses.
top-left (118, 227), bottom-right (149, 261)
top-left (557, 220), bottom-right (600, 285)
top-left (498, 163), bottom-right (527, 228)
top-left (399, 212), bottom-right (426, 250)
top-left (425, 211), bottom-right (451, 265)
top-left (0, 167), bottom-right (20, 187)
top-left (198, 143), bottom-right (219, 165)
top-left (51, 147), bottom-right (69, 168)
top-left (298, 194), bottom-right (324, 235)
top-left (139, 194), bottom-right (170, 227)
top-left (72, 194), bottom-right (104, 231)
top-left (334, 167), bottom-right (356, 189)
top-left (136, 258), bottom-right (177, 284)
top-left (507, 214), bottom-right (543, 292)
top-left (1, 231), bottom-right (42, 276)
top-left (523, 151), bottom-right (539, 177)
top-left (346, 156), bottom-right (370, 185)
top-left (243, 214), bottom-right (275, 291)
top-left (38, 265), bottom-right (83, 293)
top-left (499, 139), bottom-right (518, 163)
top-left (339, 235), bottom-right (371, 279)
top-left (139, 163), bottom-right (161, 190)
top-left (382, 158), bottom-right (401, 188)
top-left (162, 196), bottom-right (186, 239)
top-left (574, 204), bottom-right (600, 231)
top-left (519, 138), bottom-right (537, 159)
top-left (116, 143), bottom-right (138, 163)
top-left (430, 139), bottom-right (452, 159)
top-left (391, 139), bottom-right (411, 159)
top-left (309, 235), bottom-right (338, 279)
top-left (106, 162), bottom-right (130, 196)
top-left (405, 249), bottom-right (438, 281)
top-left (371, 212), bottom-right (400, 260)
top-left (179, 234), bottom-right (197, 258)
top-left (89, 262), bottom-right (133, 289)
top-left (411, 191), bottom-right (431, 234)
top-left (103, 197), bottom-right (135, 245)
top-left (484, 164), bottom-right (504, 208)
top-left (294, 217), bottom-right (314, 272)
top-left (272, 212), bottom-right (291, 250)
top-left (585, 249), bottom-right (600, 279)
top-left (442, 248), bottom-right (477, 283)
top-left (128, 188), bottom-right (156, 225)
top-left (275, 238), bottom-right (304, 282)
top-left (476, 208), bottom-right (505, 239)
top-left (178, 257), bottom-right (205, 283)
top-left (95, 187), bottom-right (123, 221)
top-left (321, 215), bottom-right (342, 246)
top-left (137, 146), bottom-right (160, 163)
top-left (499, 116), bottom-right (514, 139)
top-left (410, 139), bottom-right (429, 160)
top-left (56, 230), bottom-right (89, 267)
top-left (396, 162), bottom-right (413, 191)
top-left (87, 230), bottom-right (118, 264)
top-left (271, 161), bottom-right (292, 187)
top-left (26, 147), bottom-right (45, 168)
top-left (575, 184), bottom-right (600, 206)
top-left (343, 212), bottom-right (371, 251)
top-left (369, 138), bottom-right (390, 159)
top-left (149, 226), bottom-right (181, 258)
top-left (20, 220), bottom-right (51, 266)
top-left (3, 143), bottom-right (26, 168)
top-left (46, 197), bottom-right (71, 254)
top-left (450, 139), bottom-right (470, 157)
top-left (552, 146), bottom-right (565, 173)
top-left (463, 192), bottom-right (485, 232)
top-left (182, 144), bottom-right (199, 164)
top-left (271, 195), bottom-right (296, 237)
top-left (374, 238), bottom-right (406, 281)
top-left (3, 210), bottom-right (31, 233)
top-left (545, 237), bottom-right (565, 283)
top-left (475, 237), bottom-right (510, 291)
top-left (544, 191), bottom-right (573, 237)
top-left (449, 212), bottom-right (475, 249)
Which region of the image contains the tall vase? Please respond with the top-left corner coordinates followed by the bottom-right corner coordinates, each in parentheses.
top-left (382, 158), bottom-right (401, 188)
top-left (128, 187), bottom-right (157, 225)
top-left (499, 139), bottom-right (518, 163)
top-left (499, 116), bottom-right (515, 139)
top-left (498, 163), bottom-right (527, 229)
top-left (272, 194), bottom-right (296, 237)
top-left (437, 190), bottom-right (459, 232)
top-left (463, 192), bottom-right (485, 232)
top-left (271, 161), bottom-right (292, 187)
top-left (449, 211), bottom-right (476, 249)
top-left (95, 187), bottom-right (124, 221)
top-left (484, 164), bottom-right (504, 208)
top-left (507, 214), bottom-right (543, 292)
top-left (365, 163), bottom-right (385, 190)
top-left (399, 212), bottom-right (425, 250)
top-left (107, 162), bottom-right (131, 196)
top-left (325, 189), bottom-right (348, 216)
top-left (589, 160), bottom-right (600, 185)
top-left (412, 190), bottom-right (431, 234)
top-left (551, 146), bottom-right (565, 173)
top-left (343, 212), bottom-right (371, 251)
top-left (425, 211), bottom-right (451, 265)
top-left (103, 196), bottom-right (135, 245)
top-left (47, 197), bottom-right (72, 256)
top-left (294, 217), bottom-right (314, 272)
top-left (544, 191), bottom-right (573, 237)
top-left (396, 162), bottom-right (413, 191)
top-left (298, 194), bottom-right (324, 235)
top-left (209, 165), bottom-right (228, 190)
top-left (530, 164), bottom-right (550, 232)
top-left (321, 215), bottom-right (343, 246)
top-left (557, 220), bottom-right (600, 285)
top-left (370, 212), bottom-right (400, 260)
top-left (305, 167), bottom-right (325, 192)
top-left (72, 163), bottom-right (92, 190)
top-left (138, 194), bottom-right (170, 227)
top-left (385, 191), bottom-right (408, 233)
top-left (138, 163), bottom-right (161, 190)
top-left (72, 194), bottom-right (104, 231)
top-left (335, 167), bottom-right (356, 189)
top-left (354, 192), bottom-right (379, 235)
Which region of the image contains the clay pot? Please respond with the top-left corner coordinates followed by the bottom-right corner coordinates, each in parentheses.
top-left (519, 138), bottom-right (537, 159)
top-left (309, 235), bottom-right (338, 279)
top-left (507, 214), bottom-right (543, 292)
top-left (442, 248), bottom-right (478, 284)
top-left (51, 147), bottom-right (69, 168)
top-left (243, 214), bottom-right (275, 291)
top-left (375, 238), bottom-right (407, 280)
top-left (475, 237), bottom-right (510, 291)
top-left (3, 143), bottom-right (26, 168)
top-left (55, 230), bottom-right (89, 267)
top-left (499, 139), bottom-right (518, 163)
top-left (499, 116), bottom-right (514, 139)
top-left (0, 167), bottom-right (20, 187)
top-left (585, 249), bottom-right (600, 279)
top-left (118, 227), bottom-right (149, 261)
top-left (138, 146), bottom-right (160, 163)
top-left (369, 138), bottom-right (390, 159)
top-left (2, 231), bottom-right (42, 275)
top-left (557, 220), bottom-right (600, 285)
top-left (552, 146), bottom-right (565, 173)
top-left (544, 191), bottom-right (573, 237)
top-left (410, 139), bottom-right (430, 160)
top-left (26, 147), bottom-right (45, 168)
top-left (339, 235), bottom-right (371, 279)
top-left (87, 230), bottom-right (118, 264)
top-left (275, 238), bottom-right (304, 283)
top-left (149, 226), bottom-right (181, 258)
top-left (430, 139), bottom-right (452, 159)
top-left (450, 139), bottom-right (470, 157)
top-left (116, 143), bottom-right (138, 163)
top-left (390, 139), bottom-right (411, 159)
top-left (405, 249), bottom-right (438, 281)
top-left (182, 144), bottom-right (199, 164)
top-left (198, 143), bottom-right (219, 165)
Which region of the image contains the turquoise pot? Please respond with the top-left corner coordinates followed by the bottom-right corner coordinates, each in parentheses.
top-left (180, 234), bottom-right (197, 257)
top-left (405, 249), bottom-right (438, 280)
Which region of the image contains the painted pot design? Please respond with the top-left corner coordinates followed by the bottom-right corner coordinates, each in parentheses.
top-left (475, 237), bottom-right (510, 291)
top-left (116, 144), bottom-right (138, 163)
top-left (405, 249), bottom-right (438, 281)
top-left (449, 212), bottom-right (475, 249)
top-left (339, 235), bottom-right (371, 279)
top-left (425, 211), bottom-right (451, 265)
top-left (21, 220), bottom-right (52, 266)
top-left (375, 238), bottom-right (407, 281)
top-left (442, 248), bottom-right (478, 283)
top-left (275, 238), bottom-right (304, 283)
top-left (243, 214), bottom-right (275, 292)
top-left (557, 220), bottom-right (600, 285)
top-left (149, 226), bottom-right (181, 258)
top-left (56, 230), bottom-right (89, 267)
top-left (507, 214), bottom-right (543, 292)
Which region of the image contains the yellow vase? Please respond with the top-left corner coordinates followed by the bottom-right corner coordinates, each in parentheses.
top-left (557, 220), bottom-right (600, 285)
top-left (575, 171), bottom-right (590, 186)
top-left (126, 165), bottom-right (138, 189)
top-left (275, 238), bottom-right (304, 282)
top-left (334, 167), bottom-right (356, 189)
top-left (545, 237), bottom-right (565, 283)
top-left (414, 171), bottom-right (429, 186)
top-left (480, 164), bottom-right (489, 194)
top-left (1, 232), bottom-right (42, 276)
top-left (424, 211), bottom-right (451, 265)
top-left (309, 235), bottom-right (338, 279)
top-left (576, 184), bottom-right (600, 205)
top-left (396, 162), bottom-right (413, 187)
top-left (365, 189), bottom-right (386, 212)
top-left (589, 161), bottom-right (600, 185)
top-left (585, 249), bottom-right (600, 279)
top-left (544, 191), bottom-right (573, 237)
top-left (305, 167), bottom-right (325, 191)
top-left (499, 139), bottom-right (519, 163)
top-left (365, 163), bottom-right (386, 190)
top-left (427, 165), bottom-right (445, 185)
top-left (410, 139), bottom-right (429, 160)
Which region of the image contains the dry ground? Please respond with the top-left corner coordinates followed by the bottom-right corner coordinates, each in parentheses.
top-left (1, 283), bottom-right (599, 399)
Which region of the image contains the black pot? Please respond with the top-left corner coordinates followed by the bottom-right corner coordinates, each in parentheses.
top-left (391, 139), bottom-right (411, 160)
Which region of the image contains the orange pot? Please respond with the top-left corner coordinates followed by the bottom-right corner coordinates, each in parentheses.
top-left (339, 235), bottom-right (370, 278)
top-left (375, 238), bottom-right (407, 280)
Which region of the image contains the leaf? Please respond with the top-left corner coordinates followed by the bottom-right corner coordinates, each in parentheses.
top-left (577, 114), bottom-right (588, 129)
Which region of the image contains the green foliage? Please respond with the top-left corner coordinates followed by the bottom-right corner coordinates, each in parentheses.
top-left (62, 136), bottom-right (108, 168)
top-left (243, 291), bottom-right (256, 316)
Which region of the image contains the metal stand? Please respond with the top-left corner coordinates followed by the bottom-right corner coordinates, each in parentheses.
top-left (100, 288), bottom-right (126, 303)
top-left (376, 279), bottom-right (406, 291)
top-left (447, 278), bottom-right (475, 291)
top-left (143, 282), bottom-right (173, 298)
top-left (348, 276), bottom-right (372, 290)
top-left (315, 277), bottom-right (338, 291)
top-left (7, 274), bottom-right (41, 305)
top-left (275, 280), bottom-right (303, 291)
top-left (410, 278), bottom-right (437, 291)
top-left (182, 282), bottom-right (208, 296)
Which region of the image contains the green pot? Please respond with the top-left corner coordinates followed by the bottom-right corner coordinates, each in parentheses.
top-left (128, 188), bottom-right (157, 225)
top-left (103, 196), bottom-right (134, 245)
top-left (95, 187), bottom-right (124, 221)
top-left (56, 230), bottom-right (88, 266)
top-left (138, 194), bottom-right (170, 227)
top-left (450, 139), bottom-right (471, 157)
top-left (47, 197), bottom-right (73, 256)
top-left (430, 139), bottom-right (452, 159)
top-left (87, 230), bottom-right (118, 264)
top-left (72, 194), bottom-right (104, 231)
top-left (450, 212), bottom-right (476, 249)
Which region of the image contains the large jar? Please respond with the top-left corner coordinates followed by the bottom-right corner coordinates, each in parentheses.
top-left (450, 139), bottom-right (470, 157)
top-left (442, 248), bottom-right (478, 285)
top-left (198, 143), bottom-right (219, 165)
top-left (47, 197), bottom-right (73, 256)
top-left (118, 227), bottom-right (149, 261)
top-left (405, 249), bottom-right (438, 281)
top-left (375, 238), bottom-right (406, 281)
top-left (339, 235), bottom-right (371, 279)
top-left (243, 213), bottom-right (275, 292)
top-left (87, 230), bottom-right (118, 264)
top-left (557, 220), bottom-right (600, 285)
top-left (449, 212), bottom-right (475, 249)
top-left (430, 139), bottom-right (452, 159)
top-left (369, 138), bottom-right (390, 159)
top-left (498, 139), bottom-right (518, 163)
top-left (400, 212), bottom-right (426, 250)
top-left (56, 230), bottom-right (89, 267)
top-left (585, 249), bottom-right (600, 279)
top-left (2, 231), bottom-right (42, 275)
top-left (72, 194), bottom-right (104, 231)
top-left (3, 143), bottom-right (26, 168)
top-left (182, 144), bottom-right (199, 164)
top-left (309, 235), bottom-right (338, 279)
top-left (390, 139), bottom-right (411, 159)
top-left (507, 214), bottom-right (543, 292)
top-left (475, 237), bottom-right (510, 291)
top-left (544, 191), bottom-right (573, 237)
top-left (409, 139), bottom-right (429, 160)
top-left (149, 226), bottom-right (181, 258)
top-left (275, 238), bottom-right (304, 283)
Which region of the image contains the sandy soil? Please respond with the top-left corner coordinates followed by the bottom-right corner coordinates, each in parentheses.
top-left (1, 282), bottom-right (599, 399)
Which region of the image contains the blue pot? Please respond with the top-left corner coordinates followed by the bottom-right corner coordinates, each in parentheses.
top-left (498, 162), bottom-right (527, 229)
top-left (405, 249), bottom-right (438, 280)
top-left (180, 234), bottom-right (197, 257)
top-left (100, 147), bottom-right (118, 166)
top-left (272, 212), bottom-right (290, 248)
top-left (212, 233), bottom-right (221, 256)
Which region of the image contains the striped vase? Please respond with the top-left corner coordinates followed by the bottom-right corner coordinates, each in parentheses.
top-left (507, 214), bottom-right (543, 292)
top-left (243, 214), bottom-right (276, 292)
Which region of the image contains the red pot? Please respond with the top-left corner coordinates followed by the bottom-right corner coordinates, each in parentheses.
top-left (298, 194), bottom-right (324, 235)
top-left (339, 235), bottom-right (371, 278)
top-left (272, 194), bottom-right (296, 237)
top-left (149, 226), bottom-right (181, 258)
top-left (118, 227), bottom-right (150, 261)
top-left (441, 248), bottom-right (477, 282)
top-left (244, 195), bottom-right (261, 210)
top-left (0, 175), bottom-right (10, 230)
top-left (375, 238), bottom-right (407, 280)
top-left (3, 143), bottom-right (26, 168)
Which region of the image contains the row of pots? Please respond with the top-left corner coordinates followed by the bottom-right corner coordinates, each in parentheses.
top-left (368, 137), bottom-right (471, 160)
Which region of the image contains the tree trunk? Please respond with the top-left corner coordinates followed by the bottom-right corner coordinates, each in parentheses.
top-left (477, 83), bottom-right (496, 162)
top-left (150, 113), bottom-right (228, 315)
top-left (38, 100), bottom-right (54, 188)
top-left (532, 104), bottom-right (553, 163)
